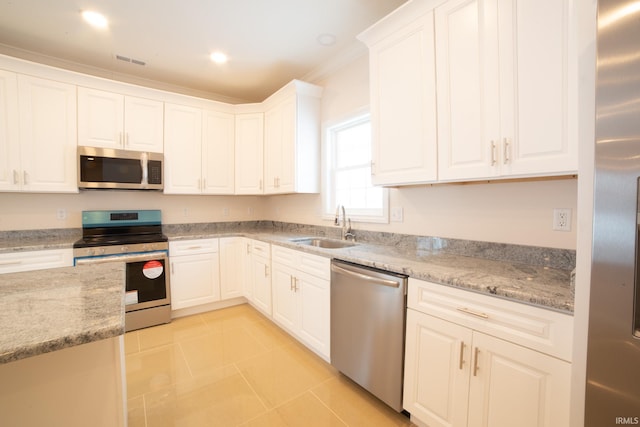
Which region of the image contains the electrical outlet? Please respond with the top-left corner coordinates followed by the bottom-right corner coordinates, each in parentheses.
top-left (391, 206), bottom-right (404, 222)
top-left (553, 208), bottom-right (572, 231)
top-left (183, 208), bottom-right (189, 217)
top-left (247, 207), bottom-right (254, 216)
top-left (222, 207), bottom-right (229, 217)
top-left (56, 208), bottom-right (67, 220)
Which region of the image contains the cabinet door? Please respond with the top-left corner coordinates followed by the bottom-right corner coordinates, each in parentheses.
top-left (77, 87), bottom-right (124, 149)
top-left (435, 0), bottom-right (500, 181)
top-left (123, 96), bottom-right (164, 153)
top-left (219, 237), bottom-right (244, 300)
top-left (202, 109), bottom-right (235, 194)
top-left (263, 102), bottom-right (284, 194)
top-left (499, 0), bottom-right (575, 176)
top-left (163, 103), bottom-right (202, 194)
top-left (250, 255), bottom-right (272, 316)
top-left (234, 113), bottom-right (264, 195)
top-left (467, 332), bottom-right (571, 427)
top-left (404, 309), bottom-right (471, 427)
top-left (297, 272), bottom-right (330, 359)
top-left (0, 70), bottom-right (19, 191)
top-left (368, 10), bottom-right (437, 185)
top-left (18, 75), bottom-right (77, 193)
top-left (170, 252), bottom-right (220, 310)
top-left (271, 262), bottom-right (297, 332)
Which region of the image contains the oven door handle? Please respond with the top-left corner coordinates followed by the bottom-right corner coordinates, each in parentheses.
top-left (75, 251), bottom-right (168, 265)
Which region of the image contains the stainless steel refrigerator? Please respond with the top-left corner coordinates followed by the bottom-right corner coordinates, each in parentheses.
top-left (586, 0), bottom-right (640, 424)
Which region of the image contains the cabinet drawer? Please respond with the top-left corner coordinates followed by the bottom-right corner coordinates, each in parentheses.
top-left (408, 278), bottom-right (573, 361)
top-left (169, 238), bottom-right (218, 256)
top-left (271, 245), bottom-right (298, 266)
top-left (0, 249), bottom-right (73, 274)
top-left (299, 252), bottom-right (330, 280)
top-left (250, 240), bottom-right (271, 257)
top-left (271, 245), bottom-right (329, 280)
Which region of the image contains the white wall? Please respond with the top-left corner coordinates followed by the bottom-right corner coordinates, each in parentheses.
top-left (0, 192), bottom-right (262, 231)
top-left (267, 54), bottom-right (578, 250)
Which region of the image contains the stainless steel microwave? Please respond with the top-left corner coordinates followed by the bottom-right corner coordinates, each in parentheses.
top-left (78, 146), bottom-right (163, 190)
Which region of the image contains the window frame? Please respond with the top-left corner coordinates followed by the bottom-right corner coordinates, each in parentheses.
top-left (322, 109), bottom-right (389, 224)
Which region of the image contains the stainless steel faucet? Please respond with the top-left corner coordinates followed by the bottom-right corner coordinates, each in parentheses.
top-left (335, 205), bottom-right (356, 241)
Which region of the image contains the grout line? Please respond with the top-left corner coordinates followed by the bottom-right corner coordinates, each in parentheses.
top-left (308, 387), bottom-right (350, 427)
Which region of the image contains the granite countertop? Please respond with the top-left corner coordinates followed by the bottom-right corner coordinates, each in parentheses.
top-left (166, 230), bottom-right (574, 314)
top-left (0, 263), bottom-right (125, 364)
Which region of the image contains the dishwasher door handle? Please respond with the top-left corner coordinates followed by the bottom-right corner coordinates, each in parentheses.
top-left (331, 263), bottom-right (401, 288)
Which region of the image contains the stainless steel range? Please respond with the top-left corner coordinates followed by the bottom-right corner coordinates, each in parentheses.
top-left (73, 210), bottom-right (171, 331)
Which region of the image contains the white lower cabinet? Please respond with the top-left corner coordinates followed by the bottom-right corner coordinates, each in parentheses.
top-left (0, 249), bottom-right (73, 274)
top-left (169, 239), bottom-right (220, 310)
top-left (271, 245), bottom-right (330, 360)
top-left (403, 278), bottom-right (572, 427)
top-left (245, 239), bottom-right (272, 316)
top-left (218, 237), bottom-right (245, 300)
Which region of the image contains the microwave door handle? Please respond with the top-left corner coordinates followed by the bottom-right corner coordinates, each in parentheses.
top-left (141, 152), bottom-right (149, 186)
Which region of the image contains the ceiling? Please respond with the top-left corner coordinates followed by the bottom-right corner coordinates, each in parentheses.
top-left (0, 0), bottom-right (407, 103)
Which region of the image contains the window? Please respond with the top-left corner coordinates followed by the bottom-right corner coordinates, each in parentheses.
top-left (324, 112), bottom-right (388, 223)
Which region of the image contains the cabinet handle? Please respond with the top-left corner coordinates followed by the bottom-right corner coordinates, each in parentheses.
top-left (473, 347), bottom-right (480, 376)
top-left (294, 277), bottom-right (299, 292)
top-left (171, 262), bottom-right (175, 274)
top-left (186, 246), bottom-right (203, 250)
top-left (119, 132), bottom-right (123, 147)
top-left (503, 138), bottom-right (510, 164)
top-left (264, 265), bottom-right (269, 277)
top-left (259, 179), bottom-right (263, 191)
top-left (490, 141), bottom-right (497, 165)
top-left (290, 276), bottom-right (295, 291)
top-left (246, 243), bottom-right (251, 254)
top-left (125, 132), bottom-right (130, 147)
top-left (371, 160), bottom-right (376, 175)
top-left (202, 178), bottom-right (206, 190)
top-left (13, 170), bottom-right (19, 185)
top-left (459, 341), bottom-right (465, 370)
top-left (457, 307), bottom-right (489, 319)
top-left (23, 171), bottom-right (28, 185)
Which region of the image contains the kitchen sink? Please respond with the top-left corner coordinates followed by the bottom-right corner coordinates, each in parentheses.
top-left (290, 237), bottom-right (357, 249)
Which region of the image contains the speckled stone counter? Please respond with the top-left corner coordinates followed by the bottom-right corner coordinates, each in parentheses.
top-left (0, 262), bottom-right (125, 364)
top-left (1, 221), bottom-right (575, 317)
top-left (165, 226), bottom-right (575, 314)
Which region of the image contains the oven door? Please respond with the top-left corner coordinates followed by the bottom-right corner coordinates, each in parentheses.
top-left (75, 251), bottom-right (171, 312)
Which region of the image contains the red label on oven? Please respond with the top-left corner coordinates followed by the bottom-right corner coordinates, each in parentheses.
top-left (142, 260), bottom-right (163, 279)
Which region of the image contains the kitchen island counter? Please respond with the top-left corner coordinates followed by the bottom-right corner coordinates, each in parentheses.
top-left (0, 262), bottom-right (125, 364)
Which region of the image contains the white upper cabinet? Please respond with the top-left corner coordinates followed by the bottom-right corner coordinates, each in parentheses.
top-left (435, 0), bottom-right (575, 181)
top-left (358, 2), bottom-right (438, 185)
top-left (202, 109), bottom-right (235, 194)
top-left (263, 80), bottom-right (322, 195)
top-left (78, 87), bottom-right (164, 153)
top-left (17, 75), bottom-right (77, 192)
top-left (0, 70), bottom-right (19, 191)
top-left (234, 110), bottom-right (264, 195)
top-left (164, 103), bottom-right (202, 194)
top-left (164, 102), bottom-right (235, 195)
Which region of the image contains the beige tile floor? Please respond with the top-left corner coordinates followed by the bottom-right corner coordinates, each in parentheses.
top-left (125, 303), bottom-right (415, 427)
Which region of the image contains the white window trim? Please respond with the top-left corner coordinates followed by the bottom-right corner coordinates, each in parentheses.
top-left (321, 108), bottom-right (389, 224)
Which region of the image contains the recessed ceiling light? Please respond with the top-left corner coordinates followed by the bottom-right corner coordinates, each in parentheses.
top-left (210, 52), bottom-right (228, 64)
top-left (82, 10), bottom-right (108, 29)
top-left (317, 33), bottom-right (337, 46)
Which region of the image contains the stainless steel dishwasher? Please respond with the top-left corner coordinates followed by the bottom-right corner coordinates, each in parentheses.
top-left (330, 259), bottom-right (408, 412)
